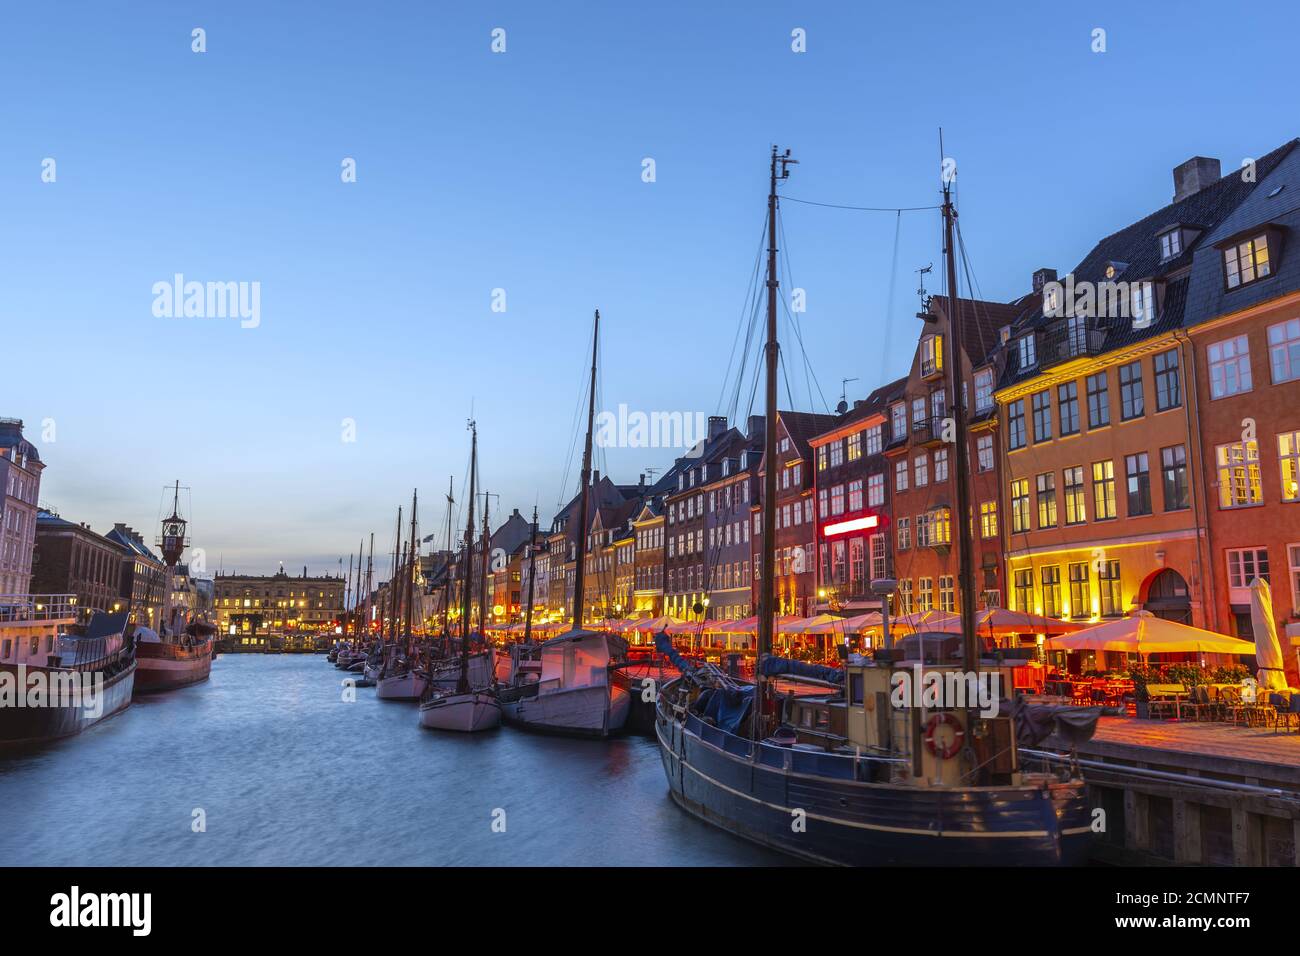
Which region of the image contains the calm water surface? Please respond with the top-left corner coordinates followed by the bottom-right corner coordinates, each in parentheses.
top-left (0, 654), bottom-right (787, 866)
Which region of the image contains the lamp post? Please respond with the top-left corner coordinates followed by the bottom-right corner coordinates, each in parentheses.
top-left (871, 577), bottom-right (898, 652)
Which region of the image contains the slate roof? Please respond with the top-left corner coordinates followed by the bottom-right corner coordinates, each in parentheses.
top-left (778, 410), bottom-right (841, 463)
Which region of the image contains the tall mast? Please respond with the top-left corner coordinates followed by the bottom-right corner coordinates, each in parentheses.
top-left (459, 422), bottom-right (479, 693)
top-left (942, 174), bottom-right (979, 673)
top-left (354, 541), bottom-right (364, 635)
top-left (754, 146), bottom-right (795, 743)
top-left (478, 493), bottom-right (493, 631)
top-left (405, 489), bottom-right (418, 653)
top-left (441, 476), bottom-right (455, 641)
top-left (365, 533), bottom-right (374, 637)
top-left (523, 505), bottom-right (539, 644)
top-left (571, 309), bottom-right (600, 630)
top-left (389, 506), bottom-right (402, 643)
top-left (344, 553), bottom-right (353, 638)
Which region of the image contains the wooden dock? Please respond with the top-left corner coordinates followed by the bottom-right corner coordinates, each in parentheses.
top-left (1045, 716), bottom-right (1300, 866)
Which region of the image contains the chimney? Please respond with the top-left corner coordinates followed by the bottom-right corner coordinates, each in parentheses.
top-left (1032, 268), bottom-right (1057, 293)
top-left (747, 414), bottom-right (765, 442)
top-left (638, 473), bottom-right (646, 493)
top-left (1173, 156), bottom-right (1221, 202)
top-left (592, 469), bottom-right (601, 487)
top-left (708, 415), bottom-right (727, 440)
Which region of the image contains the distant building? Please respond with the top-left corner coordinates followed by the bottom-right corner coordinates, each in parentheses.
top-left (0, 418), bottom-right (45, 597)
top-left (212, 566), bottom-right (345, 640)
top-left (105, 523), bottom-right (167, 630)
top-left (33, 510), bottom-right (128, 614)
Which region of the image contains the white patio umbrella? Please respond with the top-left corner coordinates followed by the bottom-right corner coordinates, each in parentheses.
top-left (1250, 577), bottom-right (1289, 691)
top-left (1043, 611), bottom-right (1257, 656)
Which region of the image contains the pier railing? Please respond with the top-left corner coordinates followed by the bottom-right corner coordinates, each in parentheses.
top-left (0, 594), bottom-right (78, 623)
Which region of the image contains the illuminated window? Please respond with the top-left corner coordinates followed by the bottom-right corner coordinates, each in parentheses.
top-left (1216, 441), bottom-right (1262, 508)
top-left (1064, 467), bottom-right (1086, 525)
top-left (847, 432), bottom-right (862, 461)
top-left (1280, 432), bottom-right (1300, 503)
top-left (921, 334), bottom-right (943, 377)
top-left (1010, 479), bottom-right (1030, 533)
top-left (1068, 564), bottom-right (1091, 619)
top-left (1092, 460), bottom-right (1116, 520)
top-left (979, 501), bottom-right (998, 539)
top-left (1036, 472), bottom-right (1057, 528)
top-left (1223, 234), bottom-right (1270, 289)
top-left (1013, 570), bottom-right (1033, 612)
top-left (1098, 561), bottom-right (1122, 617)
top-left (1040, 566), bottom-right (1061, 617)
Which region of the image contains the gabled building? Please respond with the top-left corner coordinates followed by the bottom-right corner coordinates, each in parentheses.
top-left (33, 510), bottom-right (128, 614)
top-left (0, 418), bottom-right (44, 598)
top-left (631, 499), bottom-right (665, 617)
top-left (809, 378), bottom-right (905, 615)
top-left (106, 523), bottom-right (168, 630)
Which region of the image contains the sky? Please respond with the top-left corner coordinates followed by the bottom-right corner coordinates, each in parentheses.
top-left (2, 0), bottom-right (1297, 576)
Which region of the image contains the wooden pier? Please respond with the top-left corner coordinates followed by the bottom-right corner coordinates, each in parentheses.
top-left (1040, 717), bottom-right (1300, 866)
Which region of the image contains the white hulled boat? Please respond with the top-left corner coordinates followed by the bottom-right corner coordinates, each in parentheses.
top-left (499, 630), bottom-right (629, 738)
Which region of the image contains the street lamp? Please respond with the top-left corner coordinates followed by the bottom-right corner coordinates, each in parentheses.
top-left (870, 578), bottom-right (898, 652)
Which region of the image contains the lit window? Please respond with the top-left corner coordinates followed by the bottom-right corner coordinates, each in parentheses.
top-left (979, 501), bottom-right (998, 539)
top-left (1279, 431), bottom-right (1300, 503)
top-left (1036, 472), bottom-right (1056, 528)
top-left (1010, 479), bottom-right (1030, 533)
top-left (1223, 234), bottom-right (1271, 289)
top-left (1063, 466), bottom-right (1086, 525)
top-left (1216, 441), bottom-right (1262, 508)
top-left (1040, 566), bottom-right (1061, 617)
top-left (920, 334), bottom-right (943, 376)
top-left (1092, 460), bottom-right (1117, 520)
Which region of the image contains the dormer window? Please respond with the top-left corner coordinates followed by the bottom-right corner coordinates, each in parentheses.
top-left (1043, 285), bottom-right (1061, 316)
top-left (1018, 334), bottom-right (1036, 369)
top-left (1158, 228), bottom-right (1182, 261)
top-left (1130, 280), bottom-right (1156, 327)
top-left (920, 334), bottom-right (943, 376)
top-left (999, 325), bottom-right (1011, 344)
top-left (1223, 233), bottom-right (1272, 289)
top-left (1104, 261), bottom-right (1128, 280)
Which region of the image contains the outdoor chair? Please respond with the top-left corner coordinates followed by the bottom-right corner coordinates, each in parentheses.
top-left (1219, 686), bottom-right (1249, 726)
top-left (1270, 693), bottom-right (1300, 734)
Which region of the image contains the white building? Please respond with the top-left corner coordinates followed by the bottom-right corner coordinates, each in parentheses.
top-left (0, 419), bottom-right (44, 597)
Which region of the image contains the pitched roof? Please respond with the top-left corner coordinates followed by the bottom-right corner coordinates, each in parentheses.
top-left (778, 410), bottom-right (840, 462)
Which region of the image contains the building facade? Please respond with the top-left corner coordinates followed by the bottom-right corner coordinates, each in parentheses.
top-left (33, 511), bottom-right (127, 614)
top-left (212, 567), bottom-right (345, 638)
top-left (0, 419), bottom-right (44, 598)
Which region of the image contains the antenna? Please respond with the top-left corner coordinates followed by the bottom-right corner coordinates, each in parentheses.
top-left (916, 263), bottom-right (934, 312)
top-left (838, 377), bottom-right (859, 414)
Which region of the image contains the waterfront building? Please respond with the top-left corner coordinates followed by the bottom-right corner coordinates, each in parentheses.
top-left (0, 418), bottom-right (44, 598)
top-left (33, 510), bottom-right (127, 614)
top-left (809, 380), bottom-right (905, 615)
top-left (105, 524), bottom-right (167, 631)
top-left (700, 417), bottom-right (763, 622)
top-left (1178, 140), bottom-right (1300, 651)
top-left (212, 567), bottom-right (345, 641)
top-left (995, 148), bottom-right (1293, 632)
top-left (751, 410), bottom-right (839, 617)
top-left (630, 500), bottom-right (665, 617)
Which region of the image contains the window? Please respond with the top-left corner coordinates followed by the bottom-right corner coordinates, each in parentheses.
top-left (933, 448), bottom-right (949, 483)
top-left (829, 441), bottom-right (844, 468)
top-left (869, 534), bottom-right (887, 581)
top-left (1068, 564), bottom-right (1091, 619)
top-left (896, 517), bottom-right (911, 551)
top-left (1098, 560), bottom-right (1122, 617)
top-left (1119, 361), bottom-right (1144, 420)
top-left (1057, 381), bottom-right (1079, 435)
top-left (1159, 228), bottom-right (1181, 261)
top-left (1269, 318), bottom-right (1300, 384)
top-left (1064, 467), bottom-right (1086, 525)
top-left (1227, 548), bottom-right (1270, 588)
top-left (867, 473), bottom-right (884, 507)
top-left (895, 459), bottom-right (909, 492)
top-left (1032, 391), bottom-right (1052, 443)
top-left (1086, 372), bottom-right (1110, 428)
top-left (849, 537), bottom-right (865, 583)
top-left (979, 501), bottom-right (998, 539)
top-left (912, 397), bottom-right (926, 430)
top-left (939, 576), bottom-right (955, 612)
top-left (1152, 349), bottom-right (1180, 411)
top-left (1125, 453), bottom-right (1151, 516)
top-left (891, 404), bottom-right (907, 441)
top-left (974, 369), bottom-right (994, 413)
top-left (847, 479), bottom-right (863, 512)
top-left (1280, 432), bottom-right (1300, 503)
top-left (1216, 441), bottom-right (1262, 508)
top-left (1289, 544), bottom-right (1300, 613)
top-left (914, 454), bottom-right (928, 487)
top-left (898, 579), bottom-right (913, 614)
top-left (1161, 445), bottom-right (1190, 511)
top-left (1018, 335), bottom-right (1036, 370)
top-left (1036, 472), bottom-right (1057, 528)
top-left (817, 487), bottom-right (828, 519)
top-left (921, 334), bottom-right (943, 376)
top-left (1013, 569), bottom-right (1034, 612)
top-left (1092, 460), bottom-right (1116, 520)
top-left (847, 432), bottom-right (862, 461)
top-left (1008, 399), bottom-right (1026, 450)
top-left (918, 577), bottom-right (934, 611)
top-left (1040, 566), bottom-right (1061, 618)
top-left (1223, 234), bottom-right (1270, 289)
top-left (976, 434), bottom-right (994, 472)
top-left (1010, 479), bottom-right (1030, 533)
top-left (865, 425), bottom-right (882, 455)
top-left (1208, 335), bottom-right (1252, 398)
top-left (830, 485), bottom-right (845, 516)
top-left (1130, 281), bottom-right (1155, 326)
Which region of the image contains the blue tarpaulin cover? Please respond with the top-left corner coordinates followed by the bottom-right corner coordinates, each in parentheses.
top-left (653, 630), bottom-right (697, 676)
top-left (759, 656), bottom-right (844, 684)
top-left (698, 685), bottom-right (753, 734)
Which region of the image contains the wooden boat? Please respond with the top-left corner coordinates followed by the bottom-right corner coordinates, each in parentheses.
top-left (499, 629), bottom-right (630, 737)
top-left (653, 147), bottom-right (1094, 866)
top-left (0, 610), bottom-right (136, 750)
top-left (418, 422), bottom-right (500, 733)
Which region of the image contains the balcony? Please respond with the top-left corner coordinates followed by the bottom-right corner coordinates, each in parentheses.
top-left (910, 416), bottom-right (947, 447)
top-left (1039, 319), bottom-right (1105, 370)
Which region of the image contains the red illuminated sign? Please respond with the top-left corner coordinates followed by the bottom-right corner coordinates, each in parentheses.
top-left (822, 515), bottom-right (880, 537)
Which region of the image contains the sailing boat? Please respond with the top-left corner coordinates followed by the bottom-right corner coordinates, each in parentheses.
top-left (134, 481), bottom-right (214, 693)
top-left (653, 147), bottom-right (1094, 865)
top-left (419, 421), bottom-right (502, 732)
top-left (378, 492), bottom-right (429, 701)
top-left (499, 310), bottom-right (632, 738)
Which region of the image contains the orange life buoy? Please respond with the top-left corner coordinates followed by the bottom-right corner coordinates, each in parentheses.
top-left (923, 712), bottom-right (964, 760)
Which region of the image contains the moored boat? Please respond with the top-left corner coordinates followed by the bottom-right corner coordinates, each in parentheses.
top-left (418, 689), bottom-right (500, 732)
top-left (499, 629), bottom-right (630, 738)
top-left (134, 622), bottom-right (214, 693)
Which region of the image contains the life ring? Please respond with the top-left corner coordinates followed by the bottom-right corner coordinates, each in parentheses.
top-left (923, 712), bottom-right (964, 760)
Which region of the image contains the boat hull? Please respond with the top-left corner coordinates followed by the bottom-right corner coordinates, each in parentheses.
top-left (133, 639), bottom-right (212, 693)
top-left (655, 696), bottom-right (1092, 867)
top-left (501, 683), bottom-right (630, 738)
top-left (376, 672), bottom-right (428, 701)
top-left (0, 660), bottom-right (136, 750)
top-left (418, 692), bottom-right (501, 732)
top-left (427, 653), bottom-right (494, 693)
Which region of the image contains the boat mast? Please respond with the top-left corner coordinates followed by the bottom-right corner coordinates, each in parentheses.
top-left (459, 422), bottom-right (479, 693)
top-left (389, 507), bottom-right (402, 644)
top-left (570, 309), bottom-right (599, 630)
top-left (441, 476), bottom-right (455, 642)
top-left (344, 554), bottom-right (353, 639)
top-left (365, 533), bottom-right (374, 638)
top-left (405, 489), bottom-right (418, 654)
top-left (523, 505), bottom-right (539, 644)
top-left (754, 147), bottom-right (795, 743)
top-left (942, 172), bottom-right (979, 673)
top-left (478, 493), bottom-right (493, 632)
top-left (354, 541), bottom-right (364, 637)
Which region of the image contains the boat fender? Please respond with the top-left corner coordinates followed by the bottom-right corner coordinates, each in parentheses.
top-left (923, 712), bottom-right (964, 760)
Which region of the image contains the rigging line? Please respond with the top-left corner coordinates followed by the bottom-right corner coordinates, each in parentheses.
top-left (731, 287), bottom-right (765, 424)
top-left (775, 209), bottom-right (827, 413)
top-left (717, 213), bottom-right (770, 417)
top-left (783, 196), bottom-right (941, 213)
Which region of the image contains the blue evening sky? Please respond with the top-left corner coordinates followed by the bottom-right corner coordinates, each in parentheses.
top-left (2, 1), bottom-right (1294, 574)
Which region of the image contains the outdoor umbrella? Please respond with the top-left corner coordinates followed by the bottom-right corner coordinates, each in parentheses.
top-left (1044, 611), bottom-right (1257, 656)
top-left (790, 613), bottom-right (845, 635)
top-left (1250, 577), bottom-right (1289, 691)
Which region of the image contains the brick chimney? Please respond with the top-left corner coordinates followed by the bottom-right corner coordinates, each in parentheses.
top-left (1173, 156), bottom-right (1221, 202)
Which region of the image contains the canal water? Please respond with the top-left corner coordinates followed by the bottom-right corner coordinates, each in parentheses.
top-left (0, 654), bottom-right (787, 866)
